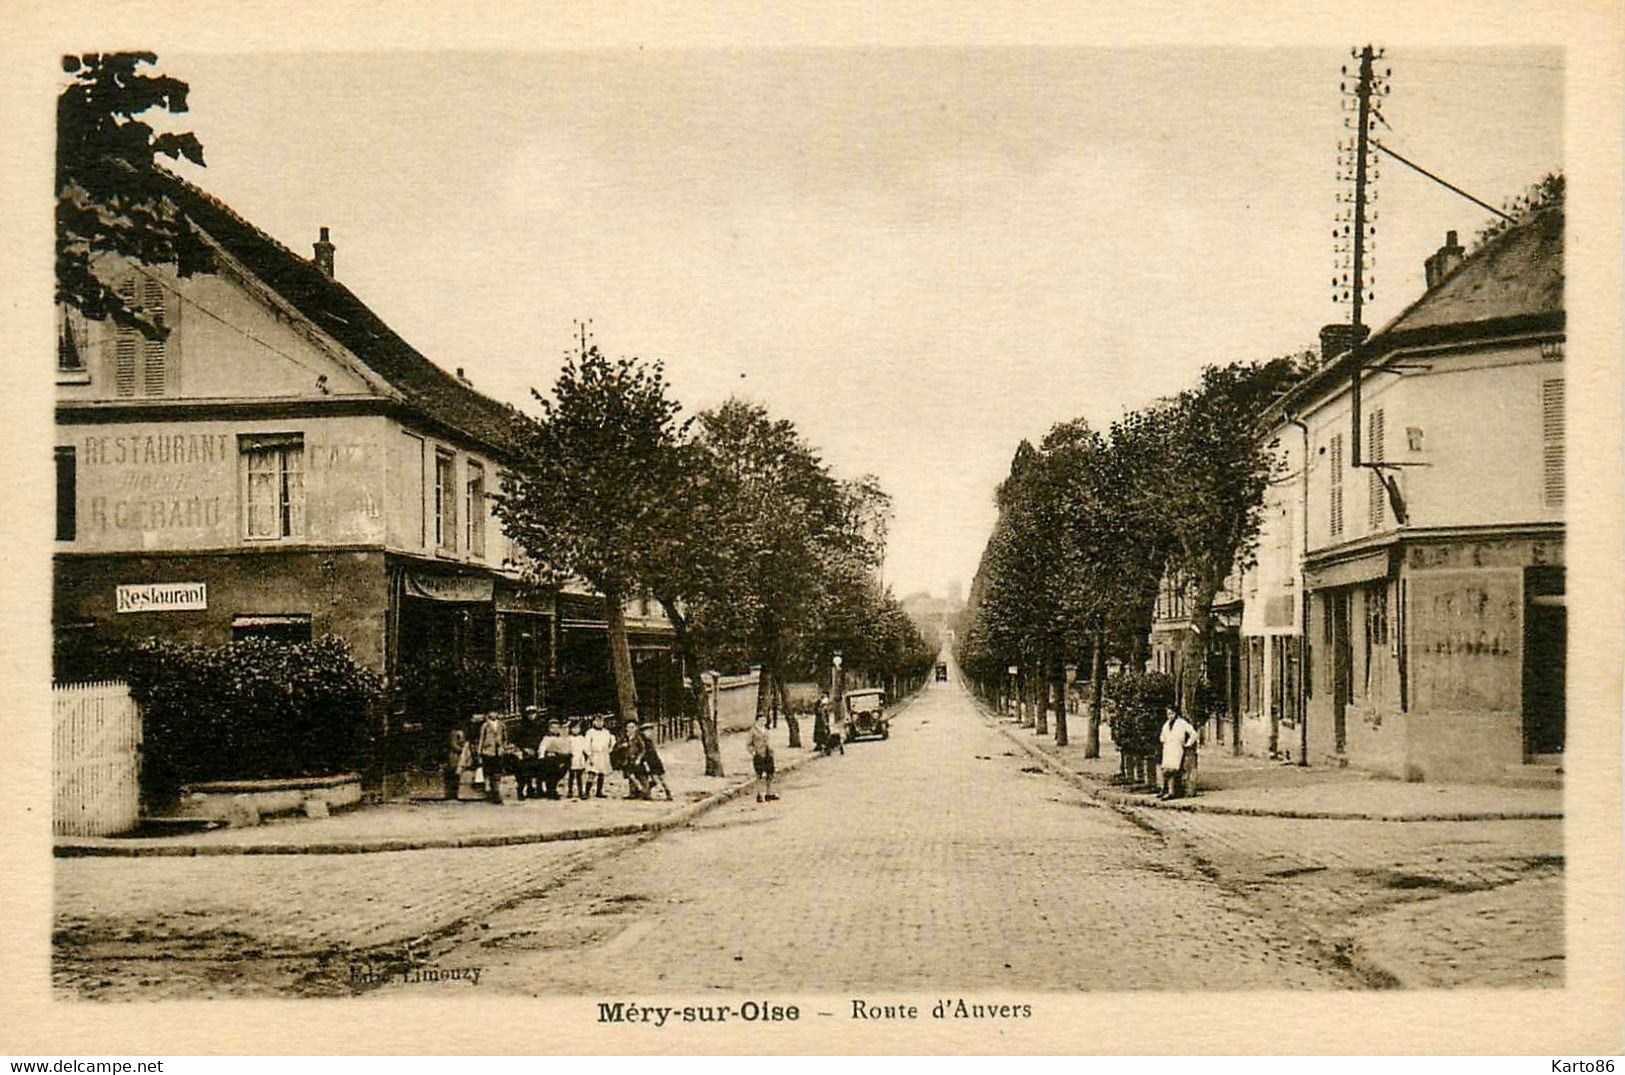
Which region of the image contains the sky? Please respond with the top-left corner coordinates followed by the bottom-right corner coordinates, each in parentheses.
top-left (159, 46), bottom-right (1561, 600)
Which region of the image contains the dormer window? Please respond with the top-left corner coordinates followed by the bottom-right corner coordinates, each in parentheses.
top-left (57, 311), bottom-right (89, 384)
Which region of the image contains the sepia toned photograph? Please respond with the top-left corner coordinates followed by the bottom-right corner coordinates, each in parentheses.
top-left (7, 3), bottom-right (1621, 1056)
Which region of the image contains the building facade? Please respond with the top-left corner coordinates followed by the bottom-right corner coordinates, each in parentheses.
top-left (54, 173), bottom-right (676, 775)
top-left (1247, 212), bottom-right (1564, 781)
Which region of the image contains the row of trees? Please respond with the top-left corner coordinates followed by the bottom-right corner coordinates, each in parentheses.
top-left (494, 332), bottom-right (937, 777)
top-left (955, 357), bottom-right (1305, 759)
top-left (55, 53), bottom-right (933, 780)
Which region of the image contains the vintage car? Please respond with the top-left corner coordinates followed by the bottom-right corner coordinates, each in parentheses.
top-left (935, 662), bottom-right (948, 682)
top-left (842, 688), bottom-right (889, 741)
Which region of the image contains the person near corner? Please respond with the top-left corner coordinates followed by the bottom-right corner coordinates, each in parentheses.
top-left (584, 714), bottom-right (615, 799)
top-left (538, 719), bottom-right (572, 799)
top-left (620, 719), bottom-right (651, 800)
top-left (443, 728), bottom-right (470, 801)
top-left (749, 714), bottom-right (777, 802)
top-left (513, 707), bottom-right (544, 800)
top-left (476, 710), bottom-right (508, 804)
top-left (1158, 707), bottom-right (1199, 800)
top-left (639, 722), bottom-right (675, 801)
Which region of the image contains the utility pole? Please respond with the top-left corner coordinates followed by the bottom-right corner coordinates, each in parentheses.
top-left (1336, 45), bottom-right (1388, 467)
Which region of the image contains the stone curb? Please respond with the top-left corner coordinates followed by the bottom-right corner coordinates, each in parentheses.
top-left (56, 691), bottom-right (925, 858)
top-left (971, 699), bottom-right (1561, 823)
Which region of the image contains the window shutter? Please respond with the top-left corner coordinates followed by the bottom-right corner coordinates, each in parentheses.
top-left (114, 279), bottom-right (137, 397)
top-left (1329, 434), bottom-right (1344, 537)
top-left (1542, 378), bottom-right (1564, 507)
top-left (140, 278), bottom-right (167, 396)
top-left (55, 447), bottom-right (76, 541)
top-left (1367, 408), bottom-right (1385, 530)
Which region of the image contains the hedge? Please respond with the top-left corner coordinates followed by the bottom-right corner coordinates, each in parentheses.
top-left (66, 635), bottom-right (382, 804)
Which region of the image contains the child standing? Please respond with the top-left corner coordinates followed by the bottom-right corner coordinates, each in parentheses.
top-left (748, 715), bottom-right (777, 802)
top-left (584, 714), bottom-right (614, 799)
top-left (443, 728), bottom-right (470, 800)
top-left (639, 722), bottom-right (675, 801)
top-left (567, 720), bottom-right (589, 800)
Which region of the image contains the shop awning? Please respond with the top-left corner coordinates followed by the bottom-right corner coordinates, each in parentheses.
top-left (404, 570), bottom-right (494, 603)
top-left (1305, 547), bottom-right (1393, 590)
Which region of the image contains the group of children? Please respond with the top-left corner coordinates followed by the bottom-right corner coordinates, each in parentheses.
top-left (443, 710), bottom-right (674, 804)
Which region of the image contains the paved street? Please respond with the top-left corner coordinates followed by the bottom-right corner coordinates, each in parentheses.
top-left (373, 681), bottom-right (1355, 994)
top-left (55, 678), bottom-right (1564, 999)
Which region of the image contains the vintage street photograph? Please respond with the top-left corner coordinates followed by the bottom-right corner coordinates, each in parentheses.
top-left (33, 30), bottom-right (1605, 1029)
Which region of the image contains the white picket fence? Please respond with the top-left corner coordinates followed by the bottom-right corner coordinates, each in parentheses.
top-left (53, 680), bottom-right (142, 837)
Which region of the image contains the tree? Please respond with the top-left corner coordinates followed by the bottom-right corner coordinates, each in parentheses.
top-left (1151, 358), bottom-right (1303, 721)
top-left (57, 52), bottom-right (212, 338)
top-left (494, 330), bottom-right (690, 731)
top-left (963, 441), bottom-right (1061, 734)
top-left (688, 401), bottom-right (878, 749)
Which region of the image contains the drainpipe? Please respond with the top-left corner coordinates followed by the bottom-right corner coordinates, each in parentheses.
top-left (1288, 414), bottom-right (1311, 767)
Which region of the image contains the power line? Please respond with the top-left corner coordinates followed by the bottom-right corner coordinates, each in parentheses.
top-left (1370, 138), bottom-right (1516, 222)
top-left (1402, 56), bottom-right (1561, 72)
top-left (68, 262), bottom-right (355, 386)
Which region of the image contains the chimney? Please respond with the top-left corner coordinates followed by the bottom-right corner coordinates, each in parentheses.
top-left (1423, 229), bottom-right (1465, 289)
top-left (1318, 322), bottom-right (1371, 364)
top-left (312, 226), bottom-right (335, 278)
top-left (455, 367), bottom-right (473, 387)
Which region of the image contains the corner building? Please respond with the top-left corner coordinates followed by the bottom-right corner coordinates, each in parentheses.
top-left (53, 172), bottom-right (675, 775)
top-left (1251, 211), bottom-right (1564, 781)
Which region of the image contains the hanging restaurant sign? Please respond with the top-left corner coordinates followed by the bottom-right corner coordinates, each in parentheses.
top-left (404, 571), bottom-right (494, 603)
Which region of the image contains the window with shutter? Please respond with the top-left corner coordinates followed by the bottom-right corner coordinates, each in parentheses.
top-left (114, 280), bottom-right (137, 397)
top-left (1329, 434), bottom-right (1344, 537)
top-left (58, 312), bottom-right (86, 374)
top-left (1542, 378), bottom-right (1564, 507)
top-left (112, 275), bottom-right (171, 397)
top-left (141, 278), bottom-right (167, 395)
top-left (435, 450), bottom-right (457, 551)
top-left (466, 460), bottom-right (486, 557)
top-left (1367, 408), bottom-right (1385, 531)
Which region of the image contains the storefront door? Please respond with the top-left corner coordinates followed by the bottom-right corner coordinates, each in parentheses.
top-left (1330, 591), bottom-right (1352, 753)
top-left (1523, 566), bottom-right (1565, 757)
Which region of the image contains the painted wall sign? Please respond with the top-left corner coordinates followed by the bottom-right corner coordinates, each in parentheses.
top-left (116, 582), bottom-right (208, 613)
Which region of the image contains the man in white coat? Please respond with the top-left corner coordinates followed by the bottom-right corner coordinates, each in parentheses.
top-left (1158, 708), bottom-right (1199, 800)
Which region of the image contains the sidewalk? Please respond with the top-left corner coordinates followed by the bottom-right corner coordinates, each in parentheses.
top-left (981, 705), bottom-right (1562, 821)
top-left (55, 718), bottom-right (826, 857)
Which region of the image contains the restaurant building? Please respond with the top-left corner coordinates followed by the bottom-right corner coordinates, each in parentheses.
top-left (53, 171), bottom-right (676, 772)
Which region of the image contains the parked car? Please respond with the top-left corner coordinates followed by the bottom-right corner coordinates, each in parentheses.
top-left (842, 688), bottom-right (889, 741)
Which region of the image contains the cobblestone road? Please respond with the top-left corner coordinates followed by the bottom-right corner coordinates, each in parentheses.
top-left (383, 683), bottom-right (1357, 994)
top-left (59, 680), bottom-right (1557, 999)
top-left (1128, 807), bottom-right (1563, 987)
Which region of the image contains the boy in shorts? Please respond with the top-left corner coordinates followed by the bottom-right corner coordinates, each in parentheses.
top-left (748, 715), bottom-right (777, 802)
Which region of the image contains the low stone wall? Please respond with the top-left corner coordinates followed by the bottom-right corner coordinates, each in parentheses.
top-left (173, 773), bottom-right (363, 826)
top-left (711, 671), bottom-right (761, 732)
top-left (706, 675), bottom-right (822, 732)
